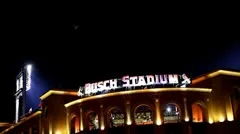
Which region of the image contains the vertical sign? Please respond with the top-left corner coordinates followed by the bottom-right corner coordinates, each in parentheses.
top-left (15, 64), bottom-right (32, 123)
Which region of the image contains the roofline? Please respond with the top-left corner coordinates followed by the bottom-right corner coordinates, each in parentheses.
top-left (64, 87), bottom-right (212, 108)
top-left (40, 89), bottom-right (78, 100)
top-left (36, 69), bottom-right (240, 100)
top-left (0, 122), bottom-right (12, 127)
top-left (0, 111), bottom-right (42, 134)
top-left (192, 69), bottom-right (240, 85)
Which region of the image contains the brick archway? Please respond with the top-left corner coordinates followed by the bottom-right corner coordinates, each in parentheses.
top-left (107, 107), bottom-right (125, 128)
top-left (191, 101), bottom-right (208, 122)
top-left (162, 102), bottom-right (182, 123)
top-left (70, 114), bottom-right (80, 134)
top-left (133, 104), bottom-right (154, 125)
top-left (85, 111), bottom-right (99, 131)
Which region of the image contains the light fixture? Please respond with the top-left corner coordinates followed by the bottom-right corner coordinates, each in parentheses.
top-left (167, 107), bottom-right (171, 112)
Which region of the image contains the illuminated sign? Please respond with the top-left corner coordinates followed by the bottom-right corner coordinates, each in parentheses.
top-left (16, 65), bottom-right (32, 92)
top-left (78, 74), bottom-right (191, 97)
top-left (26, 65), bottom-right (32, 91)
top-left (15, 64), bottom-right (32, 123)
top-left (16, 76), bottom-right (23, 91)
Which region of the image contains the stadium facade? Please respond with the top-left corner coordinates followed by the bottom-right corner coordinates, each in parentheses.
top-left (0, 69), bottom-right (240, 134)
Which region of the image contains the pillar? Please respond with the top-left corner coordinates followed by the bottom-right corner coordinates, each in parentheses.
top-left (225, 96), bottom-right (234, 121)
top-left (125, 100), bottom-right (133, 134)
top-left (184, 97), bottom-right (189, 122)
top-left (39, 115), bottom-right (42, 134)
top-left (154, 98), bottom-right (164, 134)
top-left (126, 101), bottom-right (132, 125)
top-left (29, 127), bottom-right (32, 134)
top-left (183, 97), bottom-right (192, 134)
top-left (66, 109), bottom-right (70, 134)
top-left (100, 104), bottom-right (105, 131)
top-left (49, 116), bottom-right (53, 134)
top-left (155, 98), bottom-right (162, 125)
top-left (80, 107), bottom-right (84, 132)
top-left (206, 98), bottom-right (213, 124)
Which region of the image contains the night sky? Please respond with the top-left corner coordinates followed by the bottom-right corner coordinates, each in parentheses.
top-left (0, 9), bottom-right (240, 122)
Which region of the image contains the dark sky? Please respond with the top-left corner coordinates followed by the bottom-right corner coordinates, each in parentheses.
top-left (0, 9), bottom-right (240, 122)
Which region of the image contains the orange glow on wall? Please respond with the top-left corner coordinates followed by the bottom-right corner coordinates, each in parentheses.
top-left (208, 118), bottom-right (213, 124)
top-left (75, 117), bottom-right (80, 133)
top-left (218, 115), bottom-right (225, 122)
top-left (192, 104), bottom-right (203, 122)
top-left (226, 96), bottom-right (234, 121)
top-left (71, 116), bottom-right (80, 133)
top-left (55, 130), bottom-right (62, 134)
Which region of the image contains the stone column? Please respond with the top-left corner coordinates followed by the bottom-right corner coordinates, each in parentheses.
top-left (183, 97), bottom-right (189, 122)
top-left (49, 116), bottom-right (53, 134)
top-left (29, 127), bottom-right (32, 134)
top-left (39, 114), bottom-right (42, 134)
top-left (225, 96), bottom-right (234, 121)
top-left (154, 98), bottom-right (163, 134)
top-left (206, 98), bottom-right (213, 124)
top-left (80, 107), bottom-right (84, 132)
top-left (100, 105), bottom-right (105, 131)
top-left (126, 101), bottom-right (132, 125)
top-left (66, 109), bottom-right (70, 134)
top-left (183, 97), bottom-right (192, 134)
top-left (125, 100), bottom-right (133, 134)
top-left (155, 98), bottom-right (162, 125)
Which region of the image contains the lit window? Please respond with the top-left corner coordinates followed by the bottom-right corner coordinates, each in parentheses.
top-left (163, 103), bottom-right (180, 123)
top-left (109, 108), bottom-right (125, 128)
top-left (134, 105), bottom-right (153, 125)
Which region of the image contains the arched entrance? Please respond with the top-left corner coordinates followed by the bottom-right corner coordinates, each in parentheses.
top-left (108, 107), bottom-right (125, 128)
top-left (163, 103), bottom-right (181, 123)
top-left (70, 115), bottom-right (80, 134)
top-left (192, 103), bottom-right (204, 122)
top-left (87, 111), bottom-right (99, 131)
top-left (134, 104), bottom-right (153, 125)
